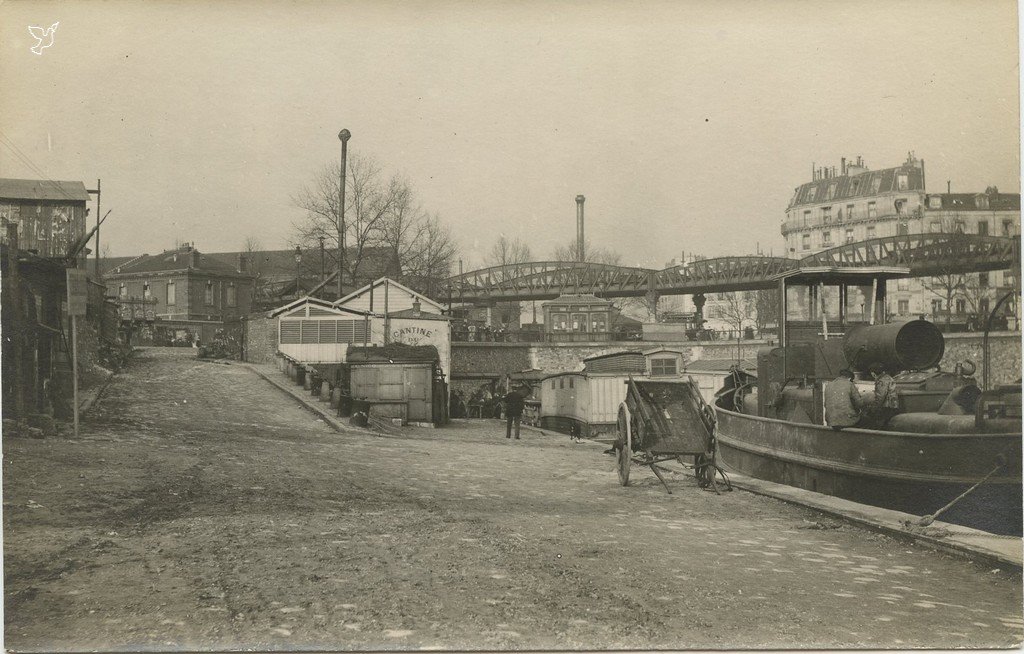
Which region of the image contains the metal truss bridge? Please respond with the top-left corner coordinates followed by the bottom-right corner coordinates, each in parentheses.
top-left (446, 234), bottom-right (1020, 303)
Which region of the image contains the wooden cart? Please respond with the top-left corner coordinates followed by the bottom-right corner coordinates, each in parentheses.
top-left (616, 376), bottom-right (731, 494)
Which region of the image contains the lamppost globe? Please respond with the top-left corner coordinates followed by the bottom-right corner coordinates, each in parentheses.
top-left (293, 246), bottom-right (302, 264)
top-left (338, 129), bottom-right (351, 143)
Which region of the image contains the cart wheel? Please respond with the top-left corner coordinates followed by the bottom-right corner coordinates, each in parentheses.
top-left (616, 404), bottom-right (631, 486)
top-left (695, 453), bottom-right (713, 488)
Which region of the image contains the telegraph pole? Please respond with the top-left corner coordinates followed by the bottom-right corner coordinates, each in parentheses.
top-left (87, 179), bottom-right (101, 278)
top-left (338, 129), bottom-right (351, 299)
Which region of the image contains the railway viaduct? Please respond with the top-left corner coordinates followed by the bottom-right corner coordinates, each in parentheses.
top-left (445, 234), bottom-right (1021, 310)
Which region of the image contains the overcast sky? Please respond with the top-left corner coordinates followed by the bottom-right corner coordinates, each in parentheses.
top-left (1, 0), bottom-right (1019, 269)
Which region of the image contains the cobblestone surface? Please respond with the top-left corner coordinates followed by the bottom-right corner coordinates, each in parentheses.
top-left (3, 347), bottom-right (1021, 650)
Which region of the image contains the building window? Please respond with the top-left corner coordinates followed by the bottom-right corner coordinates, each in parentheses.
top-left (850, 179), bottom-right (860, 194)
top-left (955, 299), bottom-right (966, 314)
top-left (929, 221), bottom-right (942, 233)
top-left (1003, 220), bottom-right (1014, 236)
top-left (866, 225), bottom-right (876, 239)
top-left (801, 233), bottom-right (810, 250)
top-left (898, 299), bottom-right (910, 314)
top-left (845, 228), bottom-right (854, 243)
top-left (979, 272), bottom-right (990, 288)
top-left (822, 231), bottom-right (832, 245)
top-left (570, 313), bottom-right (588, 332)
top-left (167, 280), bottom-right (176, 305)
top-left (871, 177), bottom-right (882, 194)
top-left (826, 183), bottom-right (837, 200)
top-left (931, 299), bottom-right (944, 314)
top-left (803, 210), bottom-right (811, 226)
top-left (845, 204), bottom-right (854, 221)
top-left (979, 298), bottom-right (990, 315)
top-left (227, 283), bottom-right (237, 307)
top-left (897, 173), bottom-right (909, 190)
top-left (651, 357), bottom-right (677, 377)
top-left (806, 187), bottom-right (817, 202)
top-left (119, 283), bottom-right (127, 298)
top-left (551, 380), bottom-right (556, 390)
top-left (591, 313), bottom-right (607, 332)
top-left (976, 195), bottom-right (989, 209)
top-left (928, 195), bottom-right (942, 209)
top-left (977, 221), bottom-right (989, 236)
top-left (822, 206), bottom-right (832, 224)
top-left (552, 313), bottom-right (567, 331)
top-left (568, 377), bottom-right (574, 389)
top-left (559, 378), bottom-right (564, 389)
top-left (143, 282), bottom-right (151, 300)
top-left (897, 278), bottom-right (910, 291)
top-left (205, 281), bottom-right (214, 306)
top-left (867, 201), bottom-right (877, 218)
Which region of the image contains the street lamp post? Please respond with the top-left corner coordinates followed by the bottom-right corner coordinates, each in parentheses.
top-left (294, 246), bottom-right (302, 299)
top-left (318, 235), bottom-right (326, 287)
top-left (338, 129), bottom-right (351, 300)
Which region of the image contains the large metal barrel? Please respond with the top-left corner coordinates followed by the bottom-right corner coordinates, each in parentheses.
top-left (843, 320), bottom-right (944, 373)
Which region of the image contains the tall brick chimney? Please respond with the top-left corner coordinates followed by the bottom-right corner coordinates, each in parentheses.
top-left (575, 195), bottom-right (585, 262)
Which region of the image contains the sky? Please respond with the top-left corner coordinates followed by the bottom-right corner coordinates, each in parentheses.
top-left (1, 0), bottom-right (1019, 271)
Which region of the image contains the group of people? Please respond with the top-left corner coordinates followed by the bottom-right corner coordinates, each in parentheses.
top-left (824, 363), bottom-right (900, 430)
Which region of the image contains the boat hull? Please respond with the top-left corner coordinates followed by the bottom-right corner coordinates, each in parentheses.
top-left (715, 406), bottom-right (1023, 535)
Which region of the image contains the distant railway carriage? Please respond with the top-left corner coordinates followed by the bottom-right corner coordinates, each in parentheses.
top-left (539, 348), bottom-right (691, 438)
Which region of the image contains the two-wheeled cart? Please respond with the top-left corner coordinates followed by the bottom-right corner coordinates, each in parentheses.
top-left (616, 376), bottom-right (731, 494)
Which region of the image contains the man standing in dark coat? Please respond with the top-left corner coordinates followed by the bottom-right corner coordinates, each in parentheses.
top-left (504, 387), bottom-right (525, 439)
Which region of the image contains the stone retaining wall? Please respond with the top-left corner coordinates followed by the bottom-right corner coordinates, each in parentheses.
top-left (938, 331), bottom-right (1021, 387)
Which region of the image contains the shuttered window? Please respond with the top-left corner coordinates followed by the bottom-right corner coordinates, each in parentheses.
top-left (280, 321), bottom-right (301, 343)
top-left (300, 320), bottom-right (319, 343)
top-left (279, 319), bottom-right (368, 344)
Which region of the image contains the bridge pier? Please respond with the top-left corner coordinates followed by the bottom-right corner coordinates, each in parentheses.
top-left (645, 290), bottom-right (661, 321)
top-left (692, 293), bottom-right (707, 328)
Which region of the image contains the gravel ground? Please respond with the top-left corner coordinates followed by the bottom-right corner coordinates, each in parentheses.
top-left (3, 347), bottom-right (1021, 651)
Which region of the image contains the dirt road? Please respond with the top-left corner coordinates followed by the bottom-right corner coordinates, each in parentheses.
top-left (4, 348), bottom-right (1021, 651)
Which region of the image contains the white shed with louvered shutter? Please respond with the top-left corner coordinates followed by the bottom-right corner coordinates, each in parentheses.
top-left (271, 297), bottom-right (376, 363)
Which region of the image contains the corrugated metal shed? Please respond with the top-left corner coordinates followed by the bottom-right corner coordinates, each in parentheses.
top-left (583, 350), bottom-right (645, 374)
top-left (0, 178), bottom-right (91, 202)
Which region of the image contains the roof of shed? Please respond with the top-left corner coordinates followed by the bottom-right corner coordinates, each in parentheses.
top-left (0, 178), bottom-right (91, 203)
top-left (347, 343), bottom-right (440, 364)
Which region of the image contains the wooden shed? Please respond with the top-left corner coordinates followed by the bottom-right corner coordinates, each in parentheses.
top-left (271, 297), bottom-right (373, 363)
top-left (347, 344), bottom-right (447, 425)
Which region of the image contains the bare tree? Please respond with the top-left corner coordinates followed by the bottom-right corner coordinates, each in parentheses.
top-left (714, 291), bottom-right (756, 339)
top-left (919, 215), bottom-right (970, 326)
top-left (292, 154), bottom-right (403, 286)
top-left (618, 295), bottom-right (685, 323)
top-left (292, 155), bottom-right (458, 299)
top-left (754, 289), bottom-right (780, 336)
top-left (478, 235), bottom-right (535, 329)
top-left (551, 238), bottom-right (621, 265)
top-left (486, 236), bottom-right (533, 277)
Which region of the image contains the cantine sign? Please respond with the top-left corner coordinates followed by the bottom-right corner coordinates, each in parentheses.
top-left (392, 325), bottom-right (437, 345)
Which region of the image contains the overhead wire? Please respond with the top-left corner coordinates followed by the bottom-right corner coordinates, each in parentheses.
top-left (0, 128), bottom-right (81, 203)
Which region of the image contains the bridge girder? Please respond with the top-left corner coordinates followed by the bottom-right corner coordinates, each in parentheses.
top-left (445, 235), bottom-right (1020, 303)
